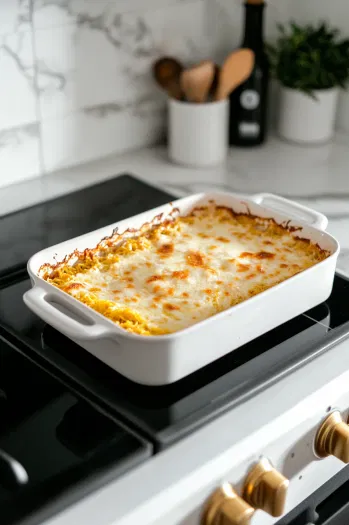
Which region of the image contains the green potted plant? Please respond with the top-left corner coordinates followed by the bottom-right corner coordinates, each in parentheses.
top-left (268, 22), bottom-right (349, 143)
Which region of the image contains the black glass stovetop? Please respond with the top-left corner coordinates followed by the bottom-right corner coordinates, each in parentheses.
top-left (0, 175), bottom-right (171, 283)
top-left (1, 174), bottom-right (349, 457)
top-left (0, 340), bottom-right (152, 525)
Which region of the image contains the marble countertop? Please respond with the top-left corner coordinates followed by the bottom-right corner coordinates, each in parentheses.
top-left (1, 133), bottom-right (349, 272)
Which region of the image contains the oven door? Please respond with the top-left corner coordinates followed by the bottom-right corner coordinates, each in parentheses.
top-left (277, 464), bottom-right (349, 525)
top-left (316, 496), bottom-right (349, 525)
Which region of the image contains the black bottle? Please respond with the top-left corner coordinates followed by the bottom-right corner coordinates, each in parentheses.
top-left (229, 0), bottom-right (269, 146)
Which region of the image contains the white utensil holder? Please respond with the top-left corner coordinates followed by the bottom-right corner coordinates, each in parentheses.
top-left (168, 98), bottom-right (229, 167)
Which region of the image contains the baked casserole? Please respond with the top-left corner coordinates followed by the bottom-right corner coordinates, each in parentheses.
top-left (39, 202), bottom-right (330, 336)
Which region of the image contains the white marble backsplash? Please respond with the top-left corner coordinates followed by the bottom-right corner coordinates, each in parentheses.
top-left (1, 0), bottom-right (349, 189)
top-left (0, 0), bottom-right (213, 185)
top-left (0, 0), bottom-right (289, 188)
top-left (0, 0), bottom-right (198, 184)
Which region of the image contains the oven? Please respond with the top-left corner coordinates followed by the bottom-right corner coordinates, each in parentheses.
top-left (40, 333), bottom-right (349, 525)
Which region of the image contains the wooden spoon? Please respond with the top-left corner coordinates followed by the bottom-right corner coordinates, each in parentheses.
top-left (153, 57), bottom-right (184, 100)
top-left (180, 60), bottom-right (215, 103)
top-left (207, 64), bottom-right (220, 101)
top-left (214, 49), bottom-right (255, 101)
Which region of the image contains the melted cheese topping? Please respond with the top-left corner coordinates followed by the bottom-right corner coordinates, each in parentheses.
top-left (41, 204), bottom-right (330, 336)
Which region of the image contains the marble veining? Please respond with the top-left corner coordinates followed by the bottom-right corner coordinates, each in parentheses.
top-left (34, 2), bottom-right (206, 117)
top-left (32, 0), bottom-right (203, 29)
top-left (0, 0), bottom-right (349, 188)
top-left (83, 102), bottom-right (124, 118)
top-left (83, 94), bottom-right (164, 119)
top-left (18, 0), bottom-right (32, 23)
top-left (0, 122), bottom-right (41, 187)
top-left (0, 0), bottom-right (210, 183)
top-left (0, 23), bottom-right (40, 187)
top-left (0, 1), bottom-right (32, 36)
top-left (0, 122), bottom-right (39, 144)
top-left (76, 12), bottom-right (154, 57)
top-left (35, 58), bottom-right (66, 93)
top-left (1, 33), bottom-right (36, 89)
top-left (33, 0), bottom-right (208, 171)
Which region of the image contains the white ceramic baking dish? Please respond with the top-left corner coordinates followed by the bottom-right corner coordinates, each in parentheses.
top-left (23, 192), bottom-right (339, 386)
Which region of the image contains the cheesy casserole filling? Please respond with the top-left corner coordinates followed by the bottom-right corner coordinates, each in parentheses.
top-left (40, 203), bottom-right (330, 336)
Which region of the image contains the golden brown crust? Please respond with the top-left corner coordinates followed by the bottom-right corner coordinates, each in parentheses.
top-left (39, 202), bottom-right (331, 336)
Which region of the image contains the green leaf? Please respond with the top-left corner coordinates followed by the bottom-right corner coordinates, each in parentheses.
top-left (268, 21), bottom-right (349, 92)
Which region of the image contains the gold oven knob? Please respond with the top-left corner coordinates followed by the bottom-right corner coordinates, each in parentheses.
top-left (242, 458), bottom-right (289, 517)
top-left (315, 411), bottom-right (349, 463)
top-left (202, 483), bottom-right (255, 525)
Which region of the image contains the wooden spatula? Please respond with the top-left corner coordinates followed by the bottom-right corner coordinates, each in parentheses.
top-left (180, 60), bottom-right (215, 103)
top-left (214, 49), bottom-right (255, 101)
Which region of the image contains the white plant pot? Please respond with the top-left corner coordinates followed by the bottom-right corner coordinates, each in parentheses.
top-left (277, 86), bottom-right (339, 144)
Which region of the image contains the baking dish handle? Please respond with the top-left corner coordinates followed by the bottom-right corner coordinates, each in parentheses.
top-left (250, 193), bottom-right (328, 230)
top-left (23, 287), bottom-right (116, 341)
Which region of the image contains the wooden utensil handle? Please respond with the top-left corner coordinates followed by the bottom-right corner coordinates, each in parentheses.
top-left (167, 80), bottom-right (183, 100)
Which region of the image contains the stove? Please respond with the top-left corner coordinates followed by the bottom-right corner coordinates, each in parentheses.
top-left (2, 174), bottom-right (349, 525)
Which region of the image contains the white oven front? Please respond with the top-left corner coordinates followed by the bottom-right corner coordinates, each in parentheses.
top-left (43, 336), bottom-right (349, 525)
